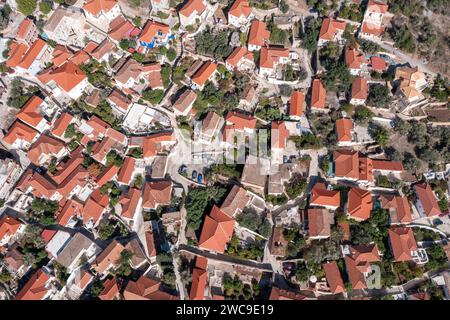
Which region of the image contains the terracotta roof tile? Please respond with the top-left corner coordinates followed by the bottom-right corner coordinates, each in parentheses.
top-left (3, 121), bottom-right (39, 146)
top-left (289, 90), bottom-right (304, 117)
top-left (388, 227), bottom-right (417, 262)
top-left (248, 20), bottom-right (270, 47)
top-left (323, 261), bottom-right (345, 294)
top-left (336, 118), bottom-right (353, 143)
top-left (310, 79), bottom-right (326, 109)
top-left (198, 205), bottom-right (235, 253)
top-left (347, 187), bottom-right (372, 221)
top-left (414, 182), bottom-right (441, 217)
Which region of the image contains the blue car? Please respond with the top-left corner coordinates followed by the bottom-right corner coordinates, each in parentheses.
top-left (197, 174), bottom-right (203, 184)
top-left (192, 170), bottom-right (197, 180)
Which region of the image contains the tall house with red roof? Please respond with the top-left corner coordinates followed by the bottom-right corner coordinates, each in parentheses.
top-left (2, 121), bottom-right (40, 150)
top-left (225, 47), bottom-right (254, 72)
top-left (178, 0), bottom-right (208, 27)
top-left (388, 227), bottom-right (419, 262)
top-left (310, 79), bottom-right (326, 110)
top-left (83, 0), bottom-right (121, 32)
top-left (359, 0), bottom-right (389, 40)
top-left (38, 61), bottom-right (88, 100)
top-left (346, 187), bottom-right (373, 221)
top-left (198, 205), bottom-right (235, 254)
top-left (289, 90), bottom-right (304, 119)
top-left (414, 182), bottom-right (442, 218)
top-left (259, 46), bottom-right (290, 78)
top-left (345, 46), bottom-right (366, 76)
top-left (6, 39), bottom-right (53, 76)
top-left (349, 77), bottom-right (368, 105)
top-left (228, 0), bottom-right (253, 27)
top-left (247, 20), bottom-right (270, 51)
top-left (335, 118), bottom-right (354, 146)
top-left (15, 96), bottom-right (51, 133)
top-left (137, 20), bottom-right (173, 53)
top-left (190, 60), bottom-right (218, 90)
top-left (318, 18), bottom-right (346, 46)
top-left (15, 18), bottom-right (39, 45)
top-left (15, 269), bottom-right (54, 300)
top-left (0, 215), bottom-right (25, 247)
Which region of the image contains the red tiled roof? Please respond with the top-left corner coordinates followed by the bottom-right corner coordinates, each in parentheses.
top-left (107, 88), bottom-right (132, 112)
top-left (38, 61), bottom-right (87, 93)
top-left (310, 79), bottom-right (326, 109)
top-left (68, 50), bottom-right (91, 66)
top-left (3, 121), bottom-right (39, 145)
top-left (52, 45), bottom-right (73, 67)
top-left (191, 60), bottom-right (218, 87)
top-left (367, 0), bottom-right (388, 14)
top-left (173, 90), bottom-right (197, 114)
top-left (345, 47), bottom-right (365, 70)
top-left (119, 188), bottom-right (141, 219)
top-left (289, 90), bottom-right (304, 117)
top-left (225, 110), bottom-right (256, 130)
top-left (189, 256), bottom-right (208, 300)
top-left (351, 77), bottom-right (368, 101)
top-left (248, 20), bottom-right (270, 47)
top-left (15, 269), bottom-right (50, 300)
top-left (83, 189), bottom-right (109, 225)
top-left (198, 205), bottom-right (235, 253)
top-left (347, 187), bottom-right (372, 221)
top-left (372, 159), bottom-right (403, 171)
top-left (117, 157), bottom-right (136, 184)
top-left (55, 198), bottom-right (83, 226)
top-left (108, 16), bottom-right (141, 42)
top-left (310, 182), bottom-right (340, 208)
top-left (361, 22), bottom-right (384, 36)
top-left (308, 208), bottom-right (331, 238)
top-left (271, 120), bottom-right (289, 149)
top-left (259, 46), bottom-right (289, 69)
top-left (319, 18), bottom-right (346, 41)
top-left (370, 56), bottom-right (388, 72)
top-left (96, 165), bottom-right (120, 187)
top-left (228, 0), bottom-right (252, 18)
top-left (92, 240), bottom-right (124, 274)
top-left (380, 194), bottom-right (412, 224)
top-left (83, 0), bottom-right (117, 15)
top-left (138, 20), bottom-right (170, 43)
top-left (17, 39), bottom-right (48, 70)
top-left (0, 215), bottom-right (22, 241)
top-left (323, 261), bottom-right (345, 294)
top-left (16, 18), bottom-right (34, 40)
top-left (336, 118), bottom-right (353, 143)
top-left (388, 227), bottom-right (417, 262)
top-left (124, 276), bottom-right (179, 300)
top-left (27, 134), bottom-right (65, 166)
top-left (5, 42), bottom-right (29, 68)
top-left (142, 180), bottom-right (172, 210)
top-left (333, 149), bottom-right (359, 179)
top-left (16, 96), bottom-right (46, 128)
top-left (179, 0), bottom-right (206, 17)
top-left (51, 112), bottom-right (73, 138)
top-left (99, 277), bottom-right (120, 300)
top-left (414, 182), bottom-right (441, 217)
top-left (226, 46), bottom-right (253, 69)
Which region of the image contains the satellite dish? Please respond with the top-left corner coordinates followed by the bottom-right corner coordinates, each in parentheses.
top-left (309, 275), bottom-right (317, 283)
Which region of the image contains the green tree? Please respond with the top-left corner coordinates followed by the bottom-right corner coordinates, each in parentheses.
top-left (39, 1), bottom-right (51, 14)
top-left (367, 84), bottom-right (392, 108)
top-left (98, 220), bottom-right (116, 240)
top-left (142, 89), bottom-right (165, 105)
top-left (17, 0), bottom-right (37, 15)
top-left (166, 48), bottom-right (177, 62)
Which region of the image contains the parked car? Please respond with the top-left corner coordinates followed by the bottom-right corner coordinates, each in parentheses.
top-left (197, 174), bottom-right (203, 184)
top-left (191, 170), bottom-right (197, 180)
